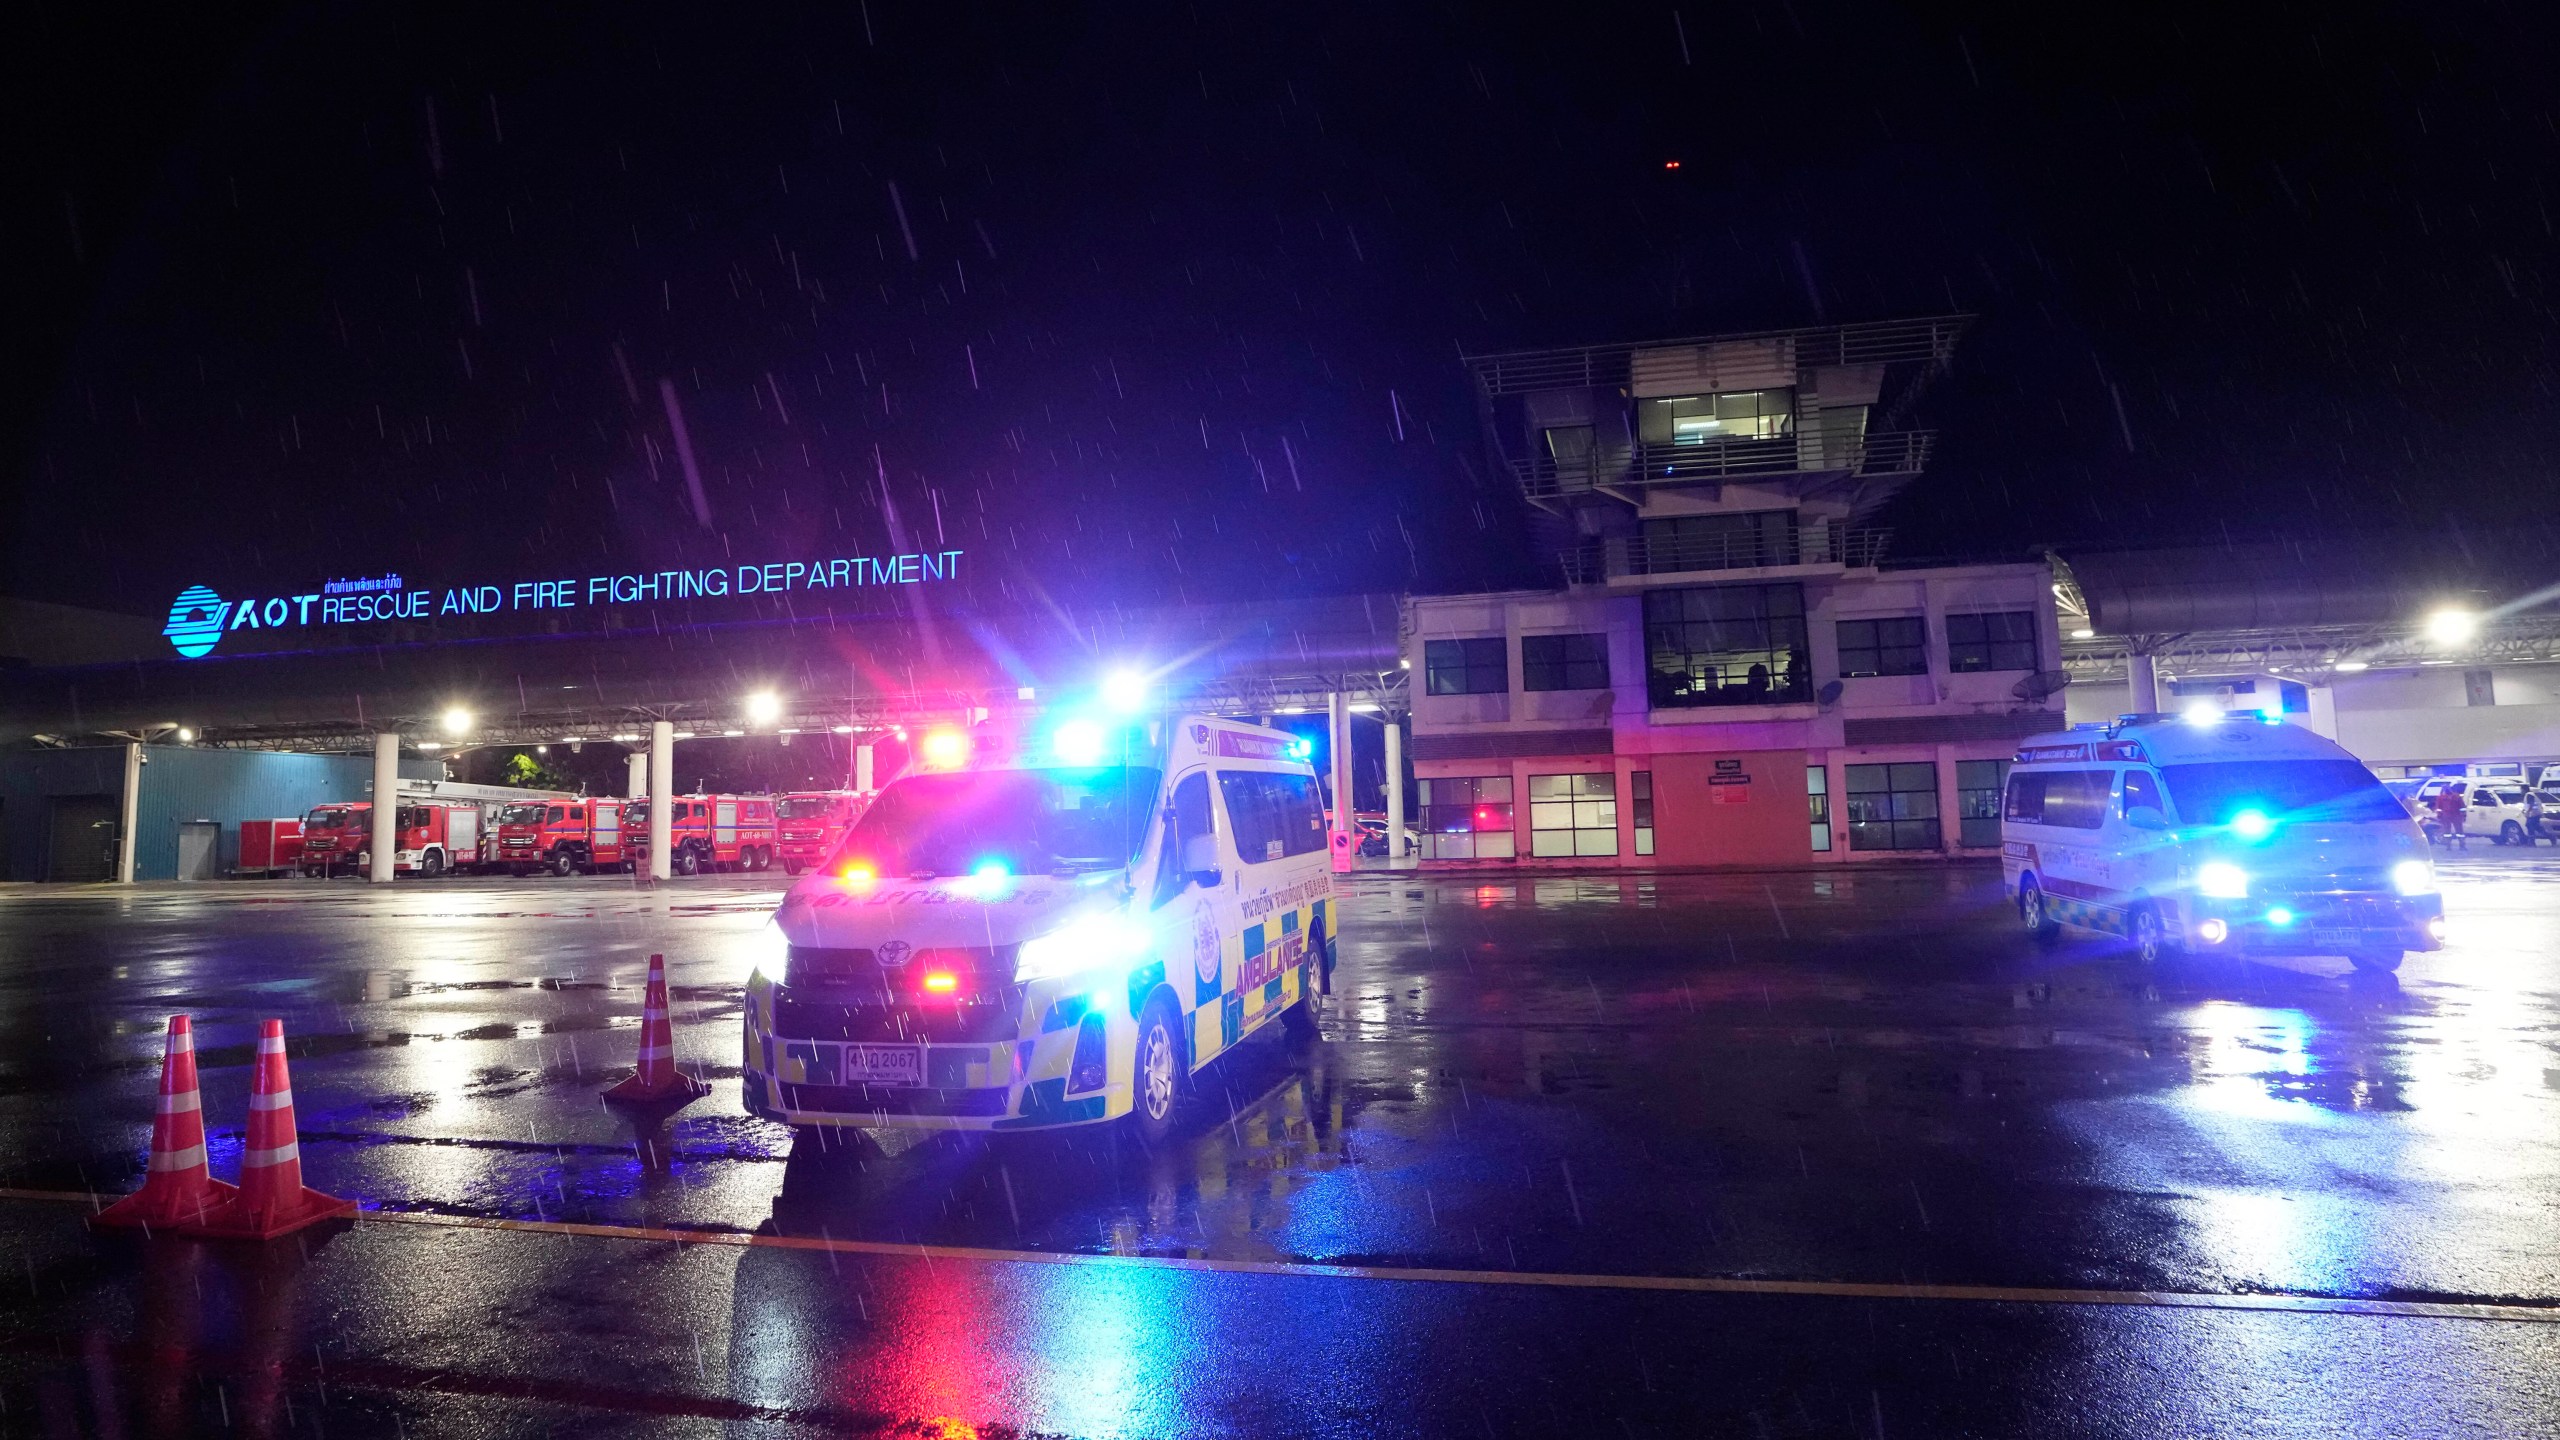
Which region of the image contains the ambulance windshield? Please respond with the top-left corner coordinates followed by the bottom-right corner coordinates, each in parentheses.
top-left (2160, 760), bottom-right (2405, 825)
top-left (834, 767), bottom-right (1163, 877)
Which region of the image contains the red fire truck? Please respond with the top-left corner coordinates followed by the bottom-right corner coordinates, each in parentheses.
top-left (298, 801), bottom-right (477, 877)
top-left (625, 794), bottom-right (778, 875)
top-left (774, 790), bottom-right (869, 874)
top-left (493, 797), bottom-right (631, 876)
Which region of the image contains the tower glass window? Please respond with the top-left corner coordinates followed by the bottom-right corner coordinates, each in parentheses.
top-left (1642, 584), bottom-right (1811, 708)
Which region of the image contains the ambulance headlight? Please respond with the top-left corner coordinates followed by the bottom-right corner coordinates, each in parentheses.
top-left (2392, 859), bottom-right (2437, 897)
top-left (1014, 912), bottom-right (1154, 984)
top-left (2197, 862), bottom-right (2249, 899)
top-left (743, 919), bottom-right (791, 986)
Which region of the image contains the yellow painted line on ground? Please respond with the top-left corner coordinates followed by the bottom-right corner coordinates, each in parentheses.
top-left (5, 1187), bottom-right (2552, 1324)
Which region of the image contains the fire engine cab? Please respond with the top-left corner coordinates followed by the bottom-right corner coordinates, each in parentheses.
top-left (775, 790), bottom-right (870, 875)
top-left (495, 797), bottom-right (631, 876)
top-left (627, 794), bottom-right (779, 875)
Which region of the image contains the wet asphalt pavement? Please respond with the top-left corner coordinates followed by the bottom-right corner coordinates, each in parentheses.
top-left (0, 859), bottom-right (2550, 1437)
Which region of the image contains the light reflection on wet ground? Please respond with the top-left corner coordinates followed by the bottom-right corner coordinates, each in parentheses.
top-left (0, 860), bottom-right (2550, 1433)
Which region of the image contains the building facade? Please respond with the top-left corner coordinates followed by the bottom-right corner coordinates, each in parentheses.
top-left (1405, 316), bottom-right (2064, 869)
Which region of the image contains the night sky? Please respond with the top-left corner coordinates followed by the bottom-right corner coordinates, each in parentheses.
top-left (9, 2), bottom-right (2560, 619)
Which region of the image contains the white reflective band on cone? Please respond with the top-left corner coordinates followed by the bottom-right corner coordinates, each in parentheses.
top-left (635, 1045), bottom-right (671, 1062)
top-left (248, 1089), bottom-right (295, 1111)
top-left (169, 1034), bottom-right (194, 1054)
top-left (148, 1144), bottom-right (207, 1172)
top-left (257, 1037), bottom-right (286, 1055)
top-left (156, 1091), bottom-right (201, 1114)
top-left (243, 1142), bottom-right (299, 1168)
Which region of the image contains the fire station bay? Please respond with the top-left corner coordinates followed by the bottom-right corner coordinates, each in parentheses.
top-left (1408, 317), bottom-right (2050, 868)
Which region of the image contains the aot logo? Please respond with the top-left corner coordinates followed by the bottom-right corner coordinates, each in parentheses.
top-left (162, 586), bottom-right (231, 658)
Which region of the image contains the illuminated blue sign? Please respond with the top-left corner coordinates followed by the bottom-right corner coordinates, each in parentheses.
top-left (164, 549), bottom-right (964, 659)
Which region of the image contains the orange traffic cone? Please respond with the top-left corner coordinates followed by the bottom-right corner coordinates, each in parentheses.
top-left (93, 1016), bottom-right (237, 1230)
top-left (605, 954), bottom-right (709, 1104)
top-left (177, 1019), bottom-right (356, 1240)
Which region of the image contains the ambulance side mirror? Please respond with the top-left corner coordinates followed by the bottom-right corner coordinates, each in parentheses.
top-left (2125, 805), bottom-right (2169, 832)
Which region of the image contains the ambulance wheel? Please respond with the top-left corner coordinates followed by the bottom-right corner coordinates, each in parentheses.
top-left (2499, 821), bottom-right (2523, 847)
top-left (2020, 878), bottom-right (2060, 943)
top-left (1130, 995), bottom-right (1186, 1146)
top-left (2349, 948), bottom-right (2403, 975)
top-left (2129, 903), bottom-right (2167, 967)
top-left (420, 851), bottom-right (444, 879)
top-left (1280, 977), bottom-right (1322, 1041)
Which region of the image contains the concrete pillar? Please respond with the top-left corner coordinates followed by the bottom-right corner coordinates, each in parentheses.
top-left (2306, 685), bottom-right (2340, 739)
top-left (2127, 653), bottom-right (2160, 714)
top-left (626, 752), bottom-right (648, 800)
top-left (856, 743), bottom-right (875, 793)
top-left (1384, 716), bottom-right (1406, 864)
top-left (116, 742), bottom-right (142, 883)
top-left (649, 720), bottom-right (675, 880)
top-left (1328, 693), bottom-right (1352, 822)
top-left (371, 732), bottom-right (400, 884)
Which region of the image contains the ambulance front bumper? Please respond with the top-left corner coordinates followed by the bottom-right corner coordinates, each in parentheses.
top-left (739, 976), bottom-right (1126, 1132)
top-left (2181, 891), bottom-right (2446, 954)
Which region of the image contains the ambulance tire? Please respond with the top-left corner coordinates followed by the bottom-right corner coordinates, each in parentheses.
top-left (2500, 821), bottom-right (2523, 847)
top-left (1130, 993), bottom-right (1187, 1147)
top-left (2020, 877), bottom-right (2061, 944)
top-left (2128, 903), bottom-right (2167, 967)
top-left (2348, 948), bottom-right (2404, 975)
top-left (1280, 987), bottom-right (1321, 1042)
top-left (420, 850), bottom-right (444, 879)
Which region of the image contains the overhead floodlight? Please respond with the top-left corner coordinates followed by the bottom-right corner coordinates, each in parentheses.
top-left (745, 690), bottom-right (784, 727)
top-left (1102, 669), bottom-right (1149, 715)
top-left (440, 707), bottom-right (473, 736)
top-left (831, 724), bottom-right (856, 735)
top-left (2071, 627), bottom-right (2095, 640)
top-left (2424, 608), bottom-right (2479, 647)
top-left (2333, 660), bottom-right (2370, 674)
top-left (722, 728), bottom-right (746, 737)
top-left (174, 727), bottom-right (195, 743)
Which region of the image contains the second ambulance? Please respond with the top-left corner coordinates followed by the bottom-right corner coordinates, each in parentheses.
top-left (2003, 709), bottom-right (2446, 973)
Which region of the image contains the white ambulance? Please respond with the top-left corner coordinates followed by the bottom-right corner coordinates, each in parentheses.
top-left (739, 711), bottom-right (1336, 1140)
top-left (2002, 712), bottom-right (2446, 973)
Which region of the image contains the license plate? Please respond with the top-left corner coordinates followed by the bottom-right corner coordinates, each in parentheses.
top-left (2310, 927), bottom-right (2363, 949)
top-left (842, 1045), bottom-right (922, 1085)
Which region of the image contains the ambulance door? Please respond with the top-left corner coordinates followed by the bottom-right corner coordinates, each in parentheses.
top-left (1150, 770), bottom-right (1240, 1073)
top-left (1214, 767), bottom-right (1328, 1040)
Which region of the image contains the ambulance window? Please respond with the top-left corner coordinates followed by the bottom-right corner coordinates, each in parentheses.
top-left (1154, 772), bottom-right (1216, 908)
top-left (1218, 770), bottom-right (1327, 863)
top-left (2004, 772), bottom-right (2045, 823)
top-left (2121, 771), bottom-right (2162, 818)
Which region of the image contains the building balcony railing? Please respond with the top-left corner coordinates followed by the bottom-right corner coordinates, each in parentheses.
top-left (1465, 314), bottom-right (1969, 398)
top-left (1561, 527), bottom-right (1892, 584)
top-left (1515, 431), bottom-right (1935, 503)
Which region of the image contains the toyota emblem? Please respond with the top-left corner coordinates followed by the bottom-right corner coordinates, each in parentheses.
top-left (877, 939), bottom-right (914, 968)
